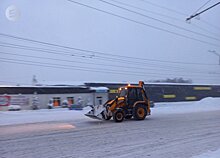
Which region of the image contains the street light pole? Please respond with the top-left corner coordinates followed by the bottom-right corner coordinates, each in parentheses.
top-left (208, 50), bottom-right (220, 65)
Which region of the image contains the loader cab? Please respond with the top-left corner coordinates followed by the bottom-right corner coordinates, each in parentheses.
top-left (118, 86), bottom-right (147, 107)
top-left (127, 87), bottom-right (145, 106)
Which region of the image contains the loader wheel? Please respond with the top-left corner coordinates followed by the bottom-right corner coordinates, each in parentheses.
top-left (133, 104), bottom-right (147, 120)
top-left (113, 109), bottom-right (124, 122)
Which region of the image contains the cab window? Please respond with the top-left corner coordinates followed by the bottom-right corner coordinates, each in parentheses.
top-left (119, 88), bottom-right (127, 97)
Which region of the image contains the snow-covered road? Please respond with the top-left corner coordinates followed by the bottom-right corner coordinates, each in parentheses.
top-left (0, 97), bottom-right (220, 158)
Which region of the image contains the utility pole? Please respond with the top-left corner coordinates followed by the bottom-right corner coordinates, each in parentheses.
top-left (208, 50), bottom-right (220, 65)
top-left (186, 2), bottom-right (220, 22)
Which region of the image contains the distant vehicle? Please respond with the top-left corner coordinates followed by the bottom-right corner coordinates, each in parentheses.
top-left (85, 81), bottom-right (151, 122)
top-left (8, 105), bottom-right (21, 111)
top-left (68, 97), bottom-right (83, 110)
top-left (61, 100), bottom-right (68, 108)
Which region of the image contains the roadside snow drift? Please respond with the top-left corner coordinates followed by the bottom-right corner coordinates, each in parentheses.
top-left (152, 97), bottom-right (220, 115)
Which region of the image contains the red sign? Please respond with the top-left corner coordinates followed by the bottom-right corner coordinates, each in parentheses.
top-left (0, 96), bottom-right (11, 106)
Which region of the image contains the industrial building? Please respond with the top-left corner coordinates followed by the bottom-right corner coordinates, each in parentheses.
top-left (0, 85), bottom-right (108, 111)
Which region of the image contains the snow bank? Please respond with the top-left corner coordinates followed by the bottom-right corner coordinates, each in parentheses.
top-left (152, 97), bottom-right (220, 115)
top-left (192, 148), bottom-right (220, 158)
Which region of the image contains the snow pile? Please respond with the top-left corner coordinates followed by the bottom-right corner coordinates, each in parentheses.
top-left (192, 149), bottom-right (220, 158)
top-left (152, 97), bottom-right (220, 115)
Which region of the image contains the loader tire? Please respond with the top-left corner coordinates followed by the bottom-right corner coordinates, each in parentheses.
top-left (113, 109), bottom-right (124, 123)
top-left (133, 104), bottom-right (147, 120)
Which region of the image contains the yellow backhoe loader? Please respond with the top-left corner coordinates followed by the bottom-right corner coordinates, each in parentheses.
top-left (85, 81), bottom-right (151, 122)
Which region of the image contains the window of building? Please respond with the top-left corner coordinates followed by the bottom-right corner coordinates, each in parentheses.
top-left (53, 97), bottom-right (61, 107)
top-left (67, 97), bottom-right (74, 105)
top-left (96, 96), bottom-right (103, 105)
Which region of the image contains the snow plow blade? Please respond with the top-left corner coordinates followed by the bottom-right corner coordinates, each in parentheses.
top-left (84, 113), bottom-right (103, 120)
top-left (84, 105), bottom-right (106, 120)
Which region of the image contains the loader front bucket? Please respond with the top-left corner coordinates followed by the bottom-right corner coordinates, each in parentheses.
top-left (84, 104), bottom-right (106, 120)
top-left (84, 112), bottom-right (103, 120)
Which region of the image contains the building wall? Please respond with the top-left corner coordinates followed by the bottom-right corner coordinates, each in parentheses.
top-left (0, 92), bottom-right (109, 111)
top-left (85, 83), bottom-right (220, 102)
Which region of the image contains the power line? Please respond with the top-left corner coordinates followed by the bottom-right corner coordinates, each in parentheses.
top-left (66, 0), bottom-right (220, 48)
top-left (0, 47), bottom-right (217, 75)
top-left (0, 57), bottom-right (187, 79)
top-left (99, 0), bottom-right (220, 42)
top-left (1, 38), bottom-right (219, 79)
top-left (0, 44), bottom-right (195, 73)
top-left (0, 57), bottom-right (146, 77)
top-left (0, 57), bottom-right (219, 78)
top-left (139, 0), bottom-right (187, 16)
top-left (0, 45), bottom-right (220, 75)
top-left (1, 41), bottom-right (206, 72)
top-left (2, 50), bottom-right (220, 77)
top-left (193, 0), bottom-right (212, 14)
top-left (2, 42), bottom-right (208, 73)
top-left (108, 0), bottom-right (219, 38)
top-left (139, 0), bottom-right (220, 32)
top-left (0, 34), bottom-right (218, 66)
top-left (0, 49), bottom-right (177, 74)
top-left (1, 40), bottom-right (219, 77)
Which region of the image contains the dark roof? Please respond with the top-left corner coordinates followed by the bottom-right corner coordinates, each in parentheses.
top-left (0, 86), bottom-right (93, 94)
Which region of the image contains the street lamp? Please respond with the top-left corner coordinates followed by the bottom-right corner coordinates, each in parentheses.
top-left (208, 50), bottom-right (220, 65)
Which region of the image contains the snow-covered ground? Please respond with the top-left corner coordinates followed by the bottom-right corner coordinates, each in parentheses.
top-left (1, 97), bottom-right (220, 158)
top-left (0, 97), bottom-right (219, 126)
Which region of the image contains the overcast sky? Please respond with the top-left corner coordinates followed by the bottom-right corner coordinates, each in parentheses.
top-left (0, 0), bottom-right (220, 85)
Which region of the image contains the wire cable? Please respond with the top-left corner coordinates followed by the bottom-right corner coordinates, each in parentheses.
top-left (193, 0), bottom-right (212, 14)
top-left (1, 41), bottom-right (219, 76)
top-left (139, 0), bottom-right (220, 32)
top-left (139, 0), bottom-right (187, 16)
top-left (66, 0), bottom-right (220, 48)
top-left (1, 51), bottom-right (220, 78)
top-left (1, 58), bottom-right (219, 81)
top-left (0, 34), bottom-right (218, 66)
top-left (99, 0), bottom-right (220, 42)
top-left (108, 0), bottom-right (219, 38)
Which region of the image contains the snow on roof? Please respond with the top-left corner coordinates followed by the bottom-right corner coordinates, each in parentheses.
top-left (85, 81), bottom-right (220, 86)
top-left (0, 85), bottom-right (88, 88)
top-left (90, 87), bottom-right (109, 92)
